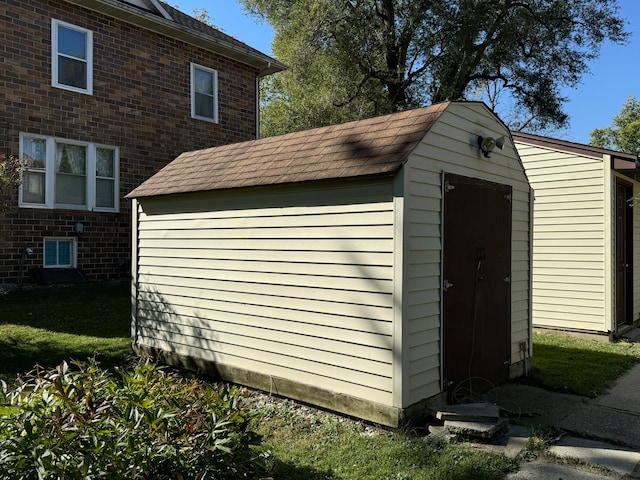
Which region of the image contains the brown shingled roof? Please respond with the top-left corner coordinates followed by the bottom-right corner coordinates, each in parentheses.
top-left (127, 102), bottom-right (451, 199)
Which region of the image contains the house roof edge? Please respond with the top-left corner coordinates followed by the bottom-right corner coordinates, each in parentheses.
top-left (512, 131), bottom-right (638, 163)
top-left (65, 0), bottom-right (286, 76)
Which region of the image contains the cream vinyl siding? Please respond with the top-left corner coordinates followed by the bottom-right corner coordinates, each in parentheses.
top-left (133, 179), bottom-right (397, 406)
top-left (516, 141), bottom-right (608, 332)
top-left (403, 103), bottom-right (531, 406)
top-left (131, 102), bottom-right (532, 422)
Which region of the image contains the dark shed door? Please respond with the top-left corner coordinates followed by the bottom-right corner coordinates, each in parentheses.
top-left (615, 179), bottom-right (633, 329)
top-left (442, 173), bottom-right (512, 393)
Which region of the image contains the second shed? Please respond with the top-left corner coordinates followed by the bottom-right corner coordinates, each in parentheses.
top-left (514, 132), bottom-right (640, 338)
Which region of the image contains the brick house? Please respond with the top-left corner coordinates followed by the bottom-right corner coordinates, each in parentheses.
top-left (0, 0), bottom-right (284, 284)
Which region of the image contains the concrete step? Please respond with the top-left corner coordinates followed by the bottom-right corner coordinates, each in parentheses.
top-left (435, 402), bottom-right (501, 422)
top-left (444, 418), bottom-right (509, 439)
top-left (427, 425), bottom-right (460, 444)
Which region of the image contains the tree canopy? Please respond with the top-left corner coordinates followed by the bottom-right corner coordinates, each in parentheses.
top-left (590, 96), bottom-right (640, 155)
top-left (241, 0), bottom-right (628, 136)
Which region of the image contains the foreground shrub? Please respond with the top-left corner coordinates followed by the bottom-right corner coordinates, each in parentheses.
top-left (0, 359), bottom-right (263, 479)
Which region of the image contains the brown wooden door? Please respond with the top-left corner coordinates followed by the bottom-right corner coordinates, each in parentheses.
top-left (442, 173), bottom-right (512, 394)
top-left (615, 179), bottom-right (633, 329)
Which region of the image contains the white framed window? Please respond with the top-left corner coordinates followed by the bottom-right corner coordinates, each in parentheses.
top-left (19, 134), bottom-right (119, 212)
top-left (52, 19), bottom-right (93, 95)
top-left (95, 146), bottom-right (117, 209)
top-left (191, 63), bottom-right (218, 123)
top-left (43, 237), bottom-right (77, 268)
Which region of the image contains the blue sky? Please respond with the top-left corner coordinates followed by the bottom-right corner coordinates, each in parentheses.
top-left (175, 0), bottom-right (640, 145)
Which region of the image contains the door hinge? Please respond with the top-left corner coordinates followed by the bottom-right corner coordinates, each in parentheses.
top-left (444, 280), bottom-right (454, 292)
top-left (504, 192), bottom-right (512, 202)
top-left (445, 180), bottom-right (455, 193)
top-left (503, 275), bottom-right (511, 284)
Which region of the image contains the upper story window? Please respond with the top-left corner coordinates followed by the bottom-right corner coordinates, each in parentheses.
top-left (19, 134), bottom-right (119, 212)
top-left (52, 19), bottom-right (93, 95)
top-left (191, 63), bottom-right (218, 123)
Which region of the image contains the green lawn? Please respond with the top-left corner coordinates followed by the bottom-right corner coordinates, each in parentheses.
top-left (2, 283), bottom-right (640, 478)
top-left (0, 282), bottom-right (519, 479)
top-left (250, 398), bottom-right (516, 480)
top-left (0, 281), bottom-right (131, 382)
top-left (530, 331), bottom-right (640, 397)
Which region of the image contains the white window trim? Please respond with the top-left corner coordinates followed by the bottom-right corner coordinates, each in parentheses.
top-left (190, 63), bottom-right (219, 123)
top-left (52, 19), bottom-right (93, 95)
top-left (94, 143), bottom-right (120, 212)
top-left (43, 237), bottom-right (77, 269)
top-left (19, 133), bottom-right (120, 213)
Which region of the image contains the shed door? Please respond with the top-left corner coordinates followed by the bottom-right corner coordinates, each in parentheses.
top-left (615, 179), bottom-right (633, 329)
top-left (442, 173), bottom-right (512, 394)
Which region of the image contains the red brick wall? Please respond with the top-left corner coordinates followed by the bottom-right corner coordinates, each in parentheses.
top-left (0, 0), bottom-right (260, 283)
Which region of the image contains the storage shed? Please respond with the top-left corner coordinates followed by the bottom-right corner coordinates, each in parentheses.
top-left (514, 132), bottom-right (640, 338)
top-left (127, 101), bottom-right (532, 426)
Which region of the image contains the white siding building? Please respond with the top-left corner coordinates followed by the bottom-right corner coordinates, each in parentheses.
top-left (128, 102), bottom-right (532, 426)
top-left (514, 132), bottom-right (640, 338)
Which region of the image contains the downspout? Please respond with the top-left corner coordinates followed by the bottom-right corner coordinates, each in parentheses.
top-left (255, 74), bottom-right (260, 139)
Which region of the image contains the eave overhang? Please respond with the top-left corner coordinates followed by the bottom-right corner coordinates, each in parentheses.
top-left (512, 131), bottom-right (640, 180)
top-left (65, 0), bottom-right (286, 76)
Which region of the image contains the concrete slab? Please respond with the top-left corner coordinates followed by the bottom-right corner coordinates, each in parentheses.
top-left (456, 423), bottom-right (531, 459)
top-left (549, 436), bottom-right (640, 476)
top-left (559, 403), bottom-right (640, 450)
top-left (492, 383), bottom-right (588, 427)
top-left (503, 425), bottom-right (532, 459)
top-left (505, 461), bottom-right (616, 480)
top-left (593, 362), bottom-right (640, 415)
top-left (427, 425), bottom-right (459, 444)
top-left (444, 418), bottom-right (508, 438)
top-left (435, 402), bottom-right (500, 422)
top-left (621, 328), bottom-right (640, 343)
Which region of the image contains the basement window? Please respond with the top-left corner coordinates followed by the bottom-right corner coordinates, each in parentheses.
top-left (44, 238), bottom-right (77, 268)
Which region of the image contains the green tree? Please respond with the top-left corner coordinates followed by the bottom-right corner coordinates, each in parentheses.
top-left (590, 96), bottom-right (640, 155)
top-left (0, 153), bottom-right (27, 214)
top-left (241, 0), bottom-right (628, 136)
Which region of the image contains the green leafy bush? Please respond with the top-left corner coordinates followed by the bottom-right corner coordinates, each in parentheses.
top-left (0, 359), bottom-right (263, 479)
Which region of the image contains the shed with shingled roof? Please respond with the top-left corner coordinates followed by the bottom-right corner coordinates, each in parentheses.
top-left (127, 101), bottom-right (532, 426)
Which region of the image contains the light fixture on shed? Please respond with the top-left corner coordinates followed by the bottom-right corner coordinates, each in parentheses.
top-left (477, 135), bottom-right (505, 158)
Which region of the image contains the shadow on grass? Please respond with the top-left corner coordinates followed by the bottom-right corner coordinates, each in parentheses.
top-left (0, 281), bottom-right (132, 382)
top-left (265, 460), bottom-right (338, 480)
top-left (0, 327), bottom-right (132, 383)
top-left (526, 339), bottom-right (640, 397)
top-left (0, 281), bottom-right (130, 338)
